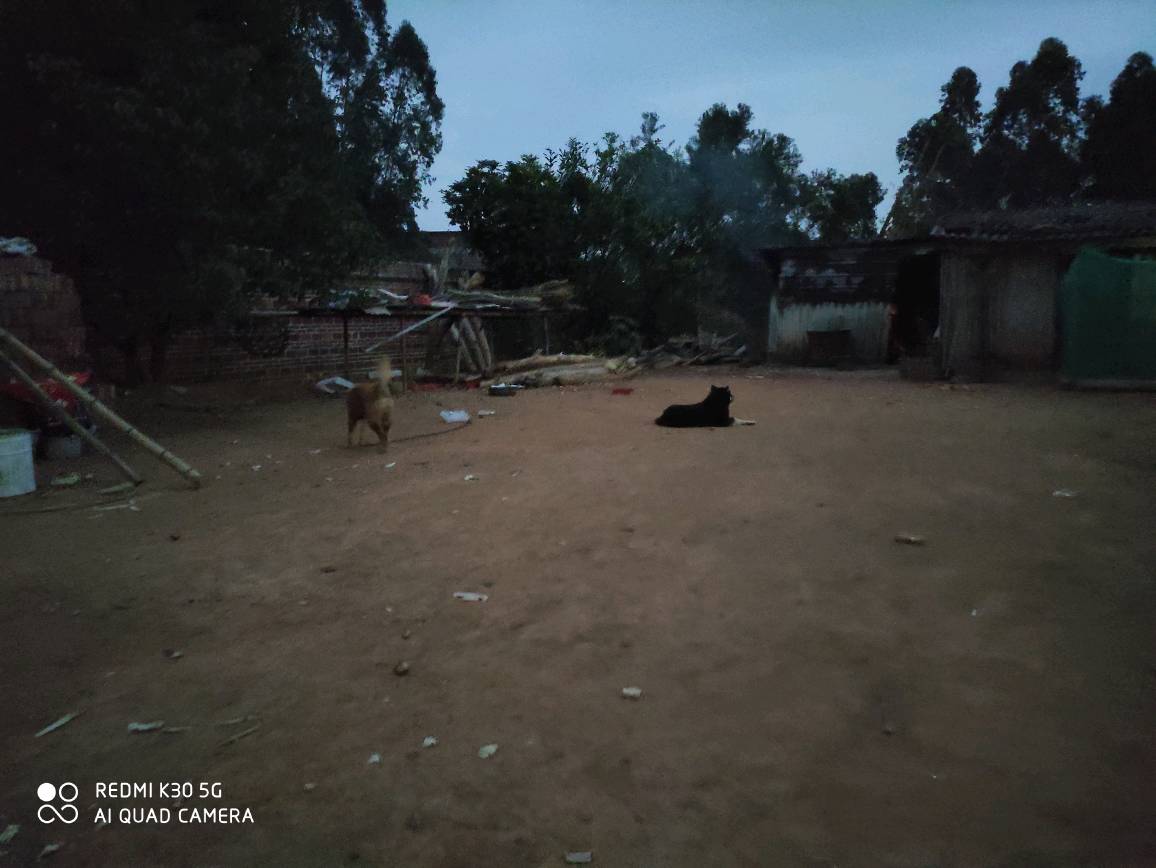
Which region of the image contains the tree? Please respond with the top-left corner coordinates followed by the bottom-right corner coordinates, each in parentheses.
top-left (800, 170), bottom-right (885, 242)
top-left (889, 67), bottom-right (982, 234)
top-left (0, 0), bottom-right (442, 381)
top-left (1082, 52), bottom-right (1156, 200)
top-left (971, 37), bottom-right (1085, 208)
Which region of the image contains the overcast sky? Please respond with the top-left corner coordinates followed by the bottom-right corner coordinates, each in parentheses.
top-left (388, 0), bottom-right (1156, 231)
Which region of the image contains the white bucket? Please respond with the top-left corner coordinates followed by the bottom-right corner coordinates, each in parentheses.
top-left (0, 429), bottom-right (36, 497)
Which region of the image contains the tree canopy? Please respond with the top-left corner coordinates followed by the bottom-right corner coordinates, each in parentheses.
top-left (445, 104), bottom-right (882, 346)
top-left (0, 0), bottom-right (442, 380)
top-left (889, 39), bottom-right (1155, 235)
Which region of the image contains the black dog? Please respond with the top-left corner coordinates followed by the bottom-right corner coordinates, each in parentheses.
top-left (655, 385), bottom-right (734, 427)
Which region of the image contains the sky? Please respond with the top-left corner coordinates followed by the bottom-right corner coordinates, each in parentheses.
top-left (388, 0), bottom-right (1156, 231)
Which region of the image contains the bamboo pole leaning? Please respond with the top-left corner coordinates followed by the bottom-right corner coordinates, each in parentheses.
top-left (0, 328), bottom-right (203, 488)
top-left (472, 317), bottom-right (494, 375)
top-left (0, 348), bottom-right (142, 486)
top-left (458, 316), bottom-right (488, 376)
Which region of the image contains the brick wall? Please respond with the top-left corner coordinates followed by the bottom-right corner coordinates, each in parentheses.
top-left (0, 256), bottom-right (88, 368)
top-left (158, 314), bottom-right (435, 383)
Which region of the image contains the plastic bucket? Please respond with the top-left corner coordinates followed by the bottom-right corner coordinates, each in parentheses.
top-left (0, 428), bottom-right (36, 497)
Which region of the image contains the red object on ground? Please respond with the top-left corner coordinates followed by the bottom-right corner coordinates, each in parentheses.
top-left (0, 371), bottom-right (91, 414)
top-left (412, 293), bottom-right (433, 306)
top-left (612, 387), bottom-right (634, 395)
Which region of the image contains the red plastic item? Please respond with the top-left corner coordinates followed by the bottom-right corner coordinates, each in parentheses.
top-left (611, 387), bottom-right (634, 395)
top-left (0, 371), bottom-right (91, 414)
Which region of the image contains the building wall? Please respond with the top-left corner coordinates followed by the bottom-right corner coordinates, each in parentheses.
top-left (0, 256), bottom-right (88, 368)
top-left (940, 251), bottom-right (1061, 378)
top-left (767, 300), bottom-right (890, 361)
top-left (91, 315), bottom-right (436, 383)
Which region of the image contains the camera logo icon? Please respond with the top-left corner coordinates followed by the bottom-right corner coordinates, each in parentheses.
top-left (37, 782), bottom-right (78, 824)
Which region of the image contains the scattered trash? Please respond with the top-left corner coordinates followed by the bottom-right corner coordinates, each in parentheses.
top-left (127, 721), bottom-right (165, 734)
top-left (393, 661), bottom-right (411, 676)
top-left (168, 533), bottom-right (181, 541)
top-left (367, 753), bottom-right (382, 765)
top-left (50, 472), bottom-right (81, 487)
top-left (453, 591), bottom-right (489, 602)
top-left (315, 376), bottom-right (355, 395)
top-left (214, 715), bottom-right (258, 727)
top-left (1052, 488), bottom-right (1079, 498)
top-left (882, 722), bottom-right (896, 736)
top-left (218, 723), bottom-right (260, 748)
top-left (38, 842), bottom-right (61, 860)
top-left (611, 387), bottom-right (634, 396)
top-left (477, 743), bottom-right (499, 759)
top-left (488, 383), bottom-right (523, 397)
top-left (402, 629), bottom-right (412, 640)
top-left (734, 418), bottom-right (757, 426)
top-left (565, 852), bottom-right (593, 864)
top-left (385, 462), bottom-right (397, 469)
top-left (621, 686), bottom-right (643, 700)
top-left (477, 409), bottom-right (496, 417)
top-left (894, 534), bottom-right (925, 546)
top-left (98, 481), bottom-right (136, 496)
top-left (463, 473), bottom-right (479, 482)
top-left (92, 500), bottom-right (139, 512)
top-left (440, 409), bottom-right (471, 424)
top-left (35, 711), bottom-right (79, 738)
top-left (303, 783), bottom-right (317, 792)
top-left (168, 385), bottom-right (189, 395)
top-left (162, 649), bottom-right (183, 660)
top-left (321, 565), bottom-right (337, 574)
top-left (162, 726), bottom-right (191, 734)
top-left (422, 736), bottom-right (438, 749)
top-left (308, 448), bottom-right (323, 455)
top-left (0, 825), bottom-right (19, 844)
top-left (250, 465), bottom-right (262, 472)
top-left (970, 608), bottom-right (980, 617)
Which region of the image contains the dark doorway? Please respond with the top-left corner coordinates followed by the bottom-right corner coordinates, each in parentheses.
top-left (889, 253), bottom-right (940, 362)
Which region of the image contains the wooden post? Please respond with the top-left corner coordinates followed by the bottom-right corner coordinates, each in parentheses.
top-left (472, 317), bottom-right (494, 374)
top-left (450, 321), bottom-right (481, 373)
top-left (0, 349), bottom-right (142, 485)
top-left (342, 313), bottom-right (351, 379)
top-left (400, 317), bottom-right (409, 393)
top-left (459, 316), bottom-right (486, 374)
top-left (0, 328), bottom-right (203, 488)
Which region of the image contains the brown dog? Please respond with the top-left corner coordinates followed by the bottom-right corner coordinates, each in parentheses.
top-left (346, 358), bottom-right (393, 448)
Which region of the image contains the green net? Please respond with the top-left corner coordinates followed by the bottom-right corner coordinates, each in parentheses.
top-left (1061, 248), bottom-right (1156, 382)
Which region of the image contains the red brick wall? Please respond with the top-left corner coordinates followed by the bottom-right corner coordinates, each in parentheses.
top-left (160, 315), bottom-right (434, 383)
top-left (0, 256), bottom-right (88, 368)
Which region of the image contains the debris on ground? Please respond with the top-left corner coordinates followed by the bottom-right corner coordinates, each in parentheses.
top-left (168, 533), bottom-right (181, 541)
top-left (488, 383), bottom-right (524, 396)
top-left (0, 825), bottom-right (19, 845)
top-left (439, 409), bottom-right (470, 424)
top-left (385, 462), bottom-right (397, 469)
top-left (1052, 488), bottom-right (1079, 498)
top-left (50, 473), bottom-right (81, 487)
top-left (34, 711), bottom-right (79, 738)
top-left (422, 736), bottom-right (438, 749)
top-left (565, 852), bottom-right (593, 864)
top-left (477, 743), bottom-right (499, 759)
top-left (453, 591), bottom-right (488, 602)
top-left (250, 465), bottom-right (262, 472)
top-left (162, 649), bottom-right (183, 660)
top-left (611, 387), bottom-right (634, 395)
top-left (98, 481), bottom-right (136, 496)
top-left (214, 715), bottom-right (258, 728)
top-left (92, 500), bottom-right (140, 512)
top-left (393, 661), bottom-right (411, 676)
top-left (734, 418), bottom-right (757, 426)
top-left (162, 726), bottom-right (191, 734)
top-left (477, 409), bottom-right (496, 417)
top-left (463, 474), bottom-right (479, 482)
top-left (320, 565), bottom-right (337, 574)
top-left (38, 842), bottom-right (61, 860)
top-left (621, 686), bottom-right (643, 700)
top-left (402, 629), bottom-right (412, 640)
top-left (894, 534), bottom-right (926, 545)
top-left (127, 721), bottom-right (165, 733)
top-left (636, 332), bottom-right (748, 367)
top-left (367, 753), bottom-right (382, 765)
top-left (303, 783), bottom-right (317, 792)
top-left (168, 385), bottom-right (189, 395)
top-left (315, 376), bottom-right (355, 396)
top-left (218, 723), bottom-right (260, 748)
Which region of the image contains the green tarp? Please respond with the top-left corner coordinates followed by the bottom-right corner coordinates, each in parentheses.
top-left (1061, 248), bottom-right (1156, 383)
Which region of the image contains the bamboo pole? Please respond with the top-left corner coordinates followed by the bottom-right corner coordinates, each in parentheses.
top-left (400, 318), bottom-right (409, 393)
top-left (472, 317), bottom-right (494, 374)
top-left (0, 348), bottom-right (142, 485)
top-left (453, 342), bottom-right (463, 384)
top-left (458, 316), bottom-right (487, 375)
top-left (449, 321), bottom-right (481, 373)
top-left (0, 328), bottom-right (203, 488)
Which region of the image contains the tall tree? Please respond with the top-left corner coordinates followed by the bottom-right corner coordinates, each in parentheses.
top-left (1082, 52), bottom-right (1156, 200)
top-left (0, 0), bottom-right (442, 381)
top-left (972, 38), bottom-right (1085, 208)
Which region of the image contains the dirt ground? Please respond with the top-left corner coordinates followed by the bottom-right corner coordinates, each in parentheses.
top-left (2, 369), bottom-right (1155, 867)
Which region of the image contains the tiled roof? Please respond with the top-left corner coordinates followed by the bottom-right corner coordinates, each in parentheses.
top-left (931, 202), bottom-right (1156, 242)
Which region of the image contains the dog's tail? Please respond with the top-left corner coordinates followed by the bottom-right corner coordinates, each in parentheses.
top-left (374, 357), bottom-right (393, 393)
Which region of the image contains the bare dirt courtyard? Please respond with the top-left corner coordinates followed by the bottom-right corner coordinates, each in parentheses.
top-left (2, 370), bottom-right (1155, 867)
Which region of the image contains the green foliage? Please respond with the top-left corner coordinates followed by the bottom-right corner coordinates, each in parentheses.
top-left (446, 105), bottom-right (883, 347)
top-left (890, 38), bottom-right (1154, 234)
top-left (0, 0), bottom-right (442, 381)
